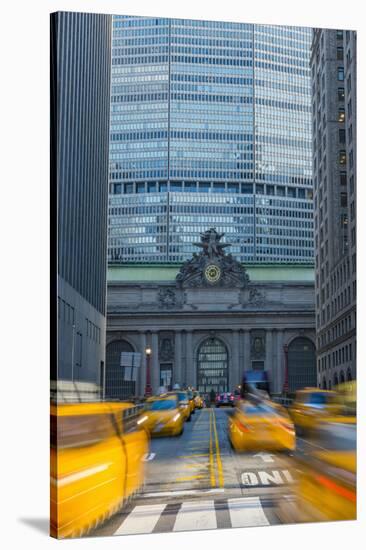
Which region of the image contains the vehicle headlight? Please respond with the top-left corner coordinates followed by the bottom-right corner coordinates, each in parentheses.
top-left (172, 413), bottom-right (181, 422)
top-left (137, 415), bottom-right (148, 425)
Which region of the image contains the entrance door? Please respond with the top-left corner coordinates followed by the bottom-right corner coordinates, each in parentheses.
top-left (288, 337), bottom-right (316, 392)
top-left (160, 363), bottom-right (173, 390)
top-left (197, 338), bottom-right (228, 395)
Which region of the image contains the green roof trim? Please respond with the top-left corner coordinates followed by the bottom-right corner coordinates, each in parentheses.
top-left (108, 263), bottom-right (314, 283)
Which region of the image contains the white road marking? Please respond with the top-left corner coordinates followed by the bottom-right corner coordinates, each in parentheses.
top-left (142, 453), bottom-right (156, 462)
top-left (241, 472), bottom-right (260, 486)
top-left (228, 497), bottom-right (270, 527)
top-left (173, 500), bottom-right (217, 531)
top-left (253, 452), bottom-right (275, 463)
top-left (142, 488), bottom-right (225, 498)
top-left (241, 470), bottom-right (295, 486)
top-left (114, 503), bottom-right (166, 535)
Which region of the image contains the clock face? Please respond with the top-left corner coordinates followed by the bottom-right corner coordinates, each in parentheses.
top-left (204, 264), bottom-right (221, 284)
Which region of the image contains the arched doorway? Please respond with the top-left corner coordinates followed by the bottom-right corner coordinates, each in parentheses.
top-left (340, 370), bottom-right (345, 384)
top-left (288, 337), bottom-right (316, 392)
top-left (334, 373), bottom-right (339, 387)
top-left (197, 338), bottom-right (228, 395)
top-left (106, 339), bottom-right (136, 400)
top-left (347, 368), bottom-right (352, 381)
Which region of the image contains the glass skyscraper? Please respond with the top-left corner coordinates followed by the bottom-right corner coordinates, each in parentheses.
top-left (108, 16), bottom-right (313, 263)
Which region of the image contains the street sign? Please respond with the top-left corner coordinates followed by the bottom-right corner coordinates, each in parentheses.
top-left (121, 352), bottom-right (141, 381)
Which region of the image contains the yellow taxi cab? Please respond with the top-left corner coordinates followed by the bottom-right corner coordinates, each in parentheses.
top-left (139, 394), bottom-right (185, 436)
top-left (193, 390), bottom-right (204, 409)
top-left (228, 397), bottom-right (296, 452)
top-left (186, 390), bottom-right (196, 415)
top-left (50, 402), bottom-right (149, 539)
top-left (333, 381), bottom-right (356, 421)
top-left (293, 414), bottom-right (356, 523)
top-left (289, 388), bottom-right (341, 435)
top-left (294, 451), bottom-right (356, 522)
top-left (166, 390), bottom-right (192, 422)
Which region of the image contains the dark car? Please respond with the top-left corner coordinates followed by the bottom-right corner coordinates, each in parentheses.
top-left (215, 392), bottom-right (235, 407)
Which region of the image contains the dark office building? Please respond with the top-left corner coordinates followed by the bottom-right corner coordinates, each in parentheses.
top-left (51, 12), bottom-right (112, 400)
top-left (310, 28), bottom-right (356, 389)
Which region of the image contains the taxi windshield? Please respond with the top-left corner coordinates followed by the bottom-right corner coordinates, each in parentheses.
top-left (146, 399), bottom-right (177, 411)
top-left (307, 393), bottom-right (332, 406)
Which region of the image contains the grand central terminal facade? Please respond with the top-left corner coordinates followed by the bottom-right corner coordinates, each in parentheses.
top-left (105, 230), bottom-right (316, 399)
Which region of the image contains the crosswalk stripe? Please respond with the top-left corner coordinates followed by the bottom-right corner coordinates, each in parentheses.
top-left (112, 497), bottom-right (272, 536)
top-left (113, 503), bottom-right (166, 535)
top-left (227, 497), bottom-right (270, 527)
top-left (173, 500), bottom-right (217, 532)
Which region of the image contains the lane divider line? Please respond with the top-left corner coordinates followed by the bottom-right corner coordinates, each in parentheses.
top-left (209, 408), bottom-right (216, 488)
top-left (212, 408), bottom-right (225, 488)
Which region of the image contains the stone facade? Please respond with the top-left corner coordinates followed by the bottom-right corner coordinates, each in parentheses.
top-left (106, 232), bottom-right (316, 397)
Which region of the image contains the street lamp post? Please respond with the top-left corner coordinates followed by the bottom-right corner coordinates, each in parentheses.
top-left (283, 344), bottom-right (289, 396)
top-left (145, 347), bottom-right (152, 397)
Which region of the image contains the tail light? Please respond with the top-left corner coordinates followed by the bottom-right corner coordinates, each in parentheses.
top-left (230, 395), bottom-right (234, 400)
top-left (235, 419), bottom-right (251, 433)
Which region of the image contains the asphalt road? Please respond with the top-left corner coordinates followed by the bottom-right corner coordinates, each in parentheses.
top-left (91, 407), bottom-right (347, 537)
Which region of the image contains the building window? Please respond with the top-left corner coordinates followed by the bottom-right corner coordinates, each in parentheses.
top-left (339, 129), bottom-right (346, 144)
top-left (114, 183), bottom-right (122, 194)
top-left (340, 193), bottom-right (348, 207)
top-left (338, 87), bottom-right (345, 101)
top-left (339, 150), bottom-right (346, 165)
top-left (337, 46), bottom-right (344, 60)
top-left (336, 30), bottom-right (343, 40)
top-left (337, 67), bottom-right (344, 81)
top-left (241, 183), bottom-right (253, 194)
top-left (338, 107), bottom-right (345, 123)
top-left (136, 182), bottom-right (145, 193)
top-left (340, 171), bottom-right (347, 186)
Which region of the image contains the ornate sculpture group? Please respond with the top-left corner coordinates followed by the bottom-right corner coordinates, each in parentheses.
top-left (176, 228), bottom-right (250, 289)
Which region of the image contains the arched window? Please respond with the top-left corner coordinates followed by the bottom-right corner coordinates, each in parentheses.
top-left (197, 338), bottom-right (228, 395)
top-left (347, 368), bottom-right (352, 381)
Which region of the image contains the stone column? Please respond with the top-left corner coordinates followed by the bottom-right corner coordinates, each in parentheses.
top-left (265, 329), bottom-right (273, 383)
top-left (151, 331), bottom-right (159, 393)
top-left (139, 332), bottom-right (147, 397)
top-left (275, 330), bottom-right (284, 394)
top-left (174, 330), bottom-right (182, 387)
top-left (231, 330), bottom-right (240, 389)
top-left (243, 329), bottom-right (251, 372)
top-left (186, 331), bottom-right (193, 388)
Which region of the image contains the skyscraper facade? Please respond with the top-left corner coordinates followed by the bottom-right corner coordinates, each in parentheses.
top-left (108, 16), bottom-right (314, 264)
top-left (52, 11), bottom-right (112, 398)
top-left (310, 28), bottom-right (356, 388)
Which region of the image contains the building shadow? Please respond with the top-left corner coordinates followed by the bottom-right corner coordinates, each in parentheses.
top-left (18, 518), bottom-right (49, 536)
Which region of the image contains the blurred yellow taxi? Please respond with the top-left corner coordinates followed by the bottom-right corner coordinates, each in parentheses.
top-left (333, 381), bottom-right (356, 421)
top-left (166, 390), bottom-right (192, 422)
top-left (193, 390), bottom-right (204, 409)
top-left (186, 390), bottom-right (196, 415)
top-left (289, 388), bottom-right (341, 435)
top-left (140, 394), bottom-right (185, 436)
top-left (228, 398), bottom-right (295, 452)
top-left (50, 402), bottom-right (148, 539)
top-left (294, 427), bottom-right (356, 522)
